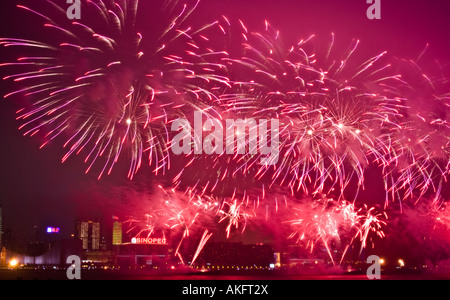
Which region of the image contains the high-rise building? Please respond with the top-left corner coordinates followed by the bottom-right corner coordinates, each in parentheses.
top-left (92, 221), bottom-right (100, 250)
top-left (78, 221), bottom-right (89, 249)
top-left (112, 219), bottom-right (122, 246)
top-left (75, 219), bottom-right (101, 251)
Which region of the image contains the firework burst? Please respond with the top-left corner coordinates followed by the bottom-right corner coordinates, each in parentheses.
top-left (205, 21), bottom-right (405, 199)
top-left (0, 0), bottom-right (231, 180)
top-left (124, 185), bottom-right (219, 264)
top-left (286, 195), bottom-right (386, 265)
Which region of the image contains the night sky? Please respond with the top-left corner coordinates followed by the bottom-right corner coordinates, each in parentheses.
top-left (1, 0), bottom-right (450, 250)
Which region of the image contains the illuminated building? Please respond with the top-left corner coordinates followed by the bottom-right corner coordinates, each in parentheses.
top-left (75, 219), bottom-right (101, 251)
top-left (46, 227), bottom-right (60, 234)
top-left (111, 218), bottom-right (174, 269)
top-left (112, 219), bottom-right (122, 246)
top-left (44, 226), bottom-right (62, 246)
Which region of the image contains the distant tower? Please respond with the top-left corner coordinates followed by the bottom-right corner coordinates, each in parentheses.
top-left (112, 217), bottom-right (122, 246)
top-left (75, 219), bottom-right (101, 251)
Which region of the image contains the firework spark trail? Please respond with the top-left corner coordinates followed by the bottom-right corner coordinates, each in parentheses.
top-left (357, 207), bottom-right (387, 254)
top-left (217, 196), bottom-right (255, 239)
top-left (191, 229), bottom-right (213, 266)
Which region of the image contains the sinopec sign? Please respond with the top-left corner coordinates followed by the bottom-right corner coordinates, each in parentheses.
top-left (131, 237), bottom-right (168, 245)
